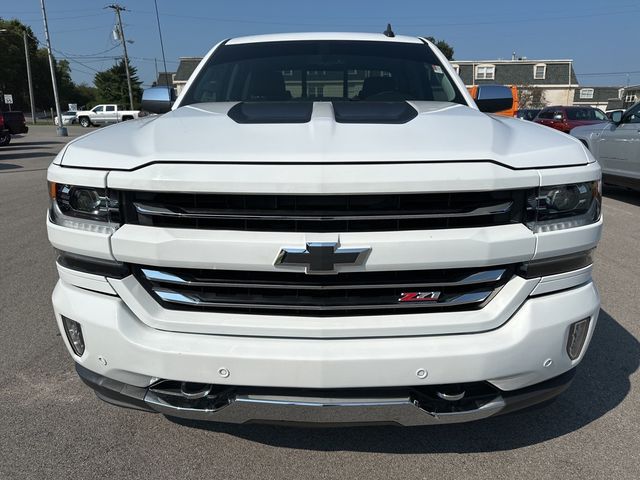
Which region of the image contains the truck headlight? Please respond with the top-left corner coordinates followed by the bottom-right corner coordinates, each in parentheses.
top-left (48, 182), bottom-right (120, 234)
top-left (526, 181), bottom-right (601, 233)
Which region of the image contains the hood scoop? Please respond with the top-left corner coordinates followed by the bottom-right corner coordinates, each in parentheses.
top-left (227, 101), bottom-right (418, 124)
top-left (228, 102), bottom-right (313, 124)
top-left (332, 101), bottom-right (418, 124)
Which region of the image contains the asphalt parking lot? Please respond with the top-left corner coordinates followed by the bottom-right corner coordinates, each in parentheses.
top-left (1, 126), bottom-right (638, 479)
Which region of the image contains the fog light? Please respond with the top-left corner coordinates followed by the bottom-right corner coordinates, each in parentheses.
top-left (567, 318), bottom-right (590, 360)
top-left (62, 316), bottom-right (85, 356)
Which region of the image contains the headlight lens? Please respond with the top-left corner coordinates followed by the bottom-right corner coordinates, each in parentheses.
top-left (48, 182), bottom-right (120, 234)
top-left (526, 181), bottom-right (601, 233)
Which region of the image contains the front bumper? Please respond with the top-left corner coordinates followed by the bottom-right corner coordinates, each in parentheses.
top-left (77, 363), bottom-right (576, 426)
top-left (53, 277), bottom-right (599, 393)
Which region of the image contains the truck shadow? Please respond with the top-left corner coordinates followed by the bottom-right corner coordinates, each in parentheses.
top-left (603, 185), bottom-right (640, 207)
top-left (0, 152), bottom-right (54, 160)
top-left (168, 308), bottom-right (638, 453)
top-left (8, 140), bottom-right (66, 146)
top-left (0, 145), bottom-right (48, 150)
top-left (0, 163), bottom-right (23, 171)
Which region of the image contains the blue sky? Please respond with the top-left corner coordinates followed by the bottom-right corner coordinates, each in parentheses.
top-left (4, 0), bottom-right (638, 87)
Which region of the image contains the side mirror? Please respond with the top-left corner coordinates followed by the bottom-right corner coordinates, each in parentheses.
top-left (610, 110), bottom-right (623, 124)
top-left (141, 86), bottom-right (176, 114)
top-left (553, 114), bottom-right (564, 121)
top-left (474, 85), bottom-right (514, 113)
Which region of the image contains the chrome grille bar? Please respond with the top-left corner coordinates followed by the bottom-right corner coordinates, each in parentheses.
top-left (154, 289), bottom-right (493, 311)
top-left (140, 267), bottom-right (507, 290)
top-left (133, 201), bottom-right (513, 221)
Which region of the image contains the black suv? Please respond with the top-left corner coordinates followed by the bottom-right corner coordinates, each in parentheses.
top-left (0, 111), bottom-right (29, 146)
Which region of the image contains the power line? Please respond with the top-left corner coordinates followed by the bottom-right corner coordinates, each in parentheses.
top-left (578, 71), bottom-right (640, 77)
top-left (127, 5), bottom-right (640, 28)
top-left (54, 44), bottom-right (120, 58)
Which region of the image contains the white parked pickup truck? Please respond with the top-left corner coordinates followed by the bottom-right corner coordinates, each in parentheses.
top-left (75, 104), bottom-right (140, 127)
top-left (47, 32), bottom-right (602, 426)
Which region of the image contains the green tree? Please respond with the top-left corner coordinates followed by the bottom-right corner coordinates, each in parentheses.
top-left (94, 59), bottom-right (142, 108)
top-left (0, 17), bottom-right (93, 113)
top-left (425, 36), bottom-right (454, 60)
top-left (0, 18), bottom-right (41, 111)
top-left (74, 84), bottom-right (99, 109)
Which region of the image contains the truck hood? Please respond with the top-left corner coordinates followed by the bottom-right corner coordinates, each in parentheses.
top-left (59, 101), bottom-right (589, 170)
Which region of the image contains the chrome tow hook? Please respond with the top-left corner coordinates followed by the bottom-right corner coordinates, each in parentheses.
top-left (436, 390), bottom-right (466, 402)
top-left (180, 382), bottom-right (213, 399)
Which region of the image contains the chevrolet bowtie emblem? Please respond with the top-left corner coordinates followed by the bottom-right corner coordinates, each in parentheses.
top-left (275, 242), bottom-right (371, 274)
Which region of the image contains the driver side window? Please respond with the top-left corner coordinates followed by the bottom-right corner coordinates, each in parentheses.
top-left (92, 106), bottom-right (104, 113)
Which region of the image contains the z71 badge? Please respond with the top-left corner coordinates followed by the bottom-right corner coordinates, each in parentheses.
top-left (398, 291), bottom-right (441, 302)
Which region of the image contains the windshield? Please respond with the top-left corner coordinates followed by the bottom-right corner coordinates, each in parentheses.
top-left (566, 108), bottom-right (607, 121)
top-left (182, 40), bottom-right (465, 105)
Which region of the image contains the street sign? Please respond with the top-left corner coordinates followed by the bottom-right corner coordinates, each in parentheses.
top-left (68, 104), bottom-right (77, 112)
top-left (4, 94), bottom-right (13, 104)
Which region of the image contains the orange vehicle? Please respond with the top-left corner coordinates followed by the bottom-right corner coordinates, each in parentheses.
top-left (468, 85), bottom-right (518, 117)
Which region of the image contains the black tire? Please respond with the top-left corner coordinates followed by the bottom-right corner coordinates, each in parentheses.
top-left (0, 132), bottom-right (11, 146)
top-left (79, 116), bottom-right (91, 128)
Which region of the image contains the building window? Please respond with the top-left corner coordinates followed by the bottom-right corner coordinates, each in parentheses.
top-left (452, 64), bottom-right (460, 75)
top-left (475, 64), bottom-right (495, 80)
top-left (533, 63), bottom-right (546, 80)
top-left (625, 94), bottom-right (638, 103)
top-left (308, 85), bottom-right (324, 97)
top-left (579, 88), bottom-right (594, 99)
top-left (282, 70), bottom-right (293, 76)
top-left (348, 69), bottom-right (358, 75)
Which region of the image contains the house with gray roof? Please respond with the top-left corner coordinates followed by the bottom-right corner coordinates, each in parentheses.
top-left (153, 71), bottom-right (175, 88)
top-left (572, 86), bottom-right (624, 111)
top-left (621, 85), bottom-right (640, 109)
top-left (174, 57), bottom-right (203, 94)
top-left (450, 58), bottom-right (579, 108)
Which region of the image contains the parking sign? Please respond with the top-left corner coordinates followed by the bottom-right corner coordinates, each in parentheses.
top-left (3, 94), bottom-right (13, 104)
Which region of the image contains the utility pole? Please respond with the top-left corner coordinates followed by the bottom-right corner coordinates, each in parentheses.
top-left (23, 31), bottom-right (37, 125)
top-left (40, 0), bottom-right (67, 136)
top-left (107, 4), bottom-right (134, 109)
top-left (153, 0), bottom-right (169, 86)
top-left (154, 58), bottom-right (159, 84)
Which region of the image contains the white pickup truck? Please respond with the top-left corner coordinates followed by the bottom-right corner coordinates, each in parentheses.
top-left (75, 104), bottom-right (140, 127)
top-left (47, 32), bottom-right (602, 426)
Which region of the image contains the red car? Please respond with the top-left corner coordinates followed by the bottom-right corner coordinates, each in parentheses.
top-left (533, 106), bottom-right (608, 133)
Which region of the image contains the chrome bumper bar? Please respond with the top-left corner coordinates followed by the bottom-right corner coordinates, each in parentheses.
top-left (144, 391), bottom-right (506, 426)
top-left (76, 364), bottom-right (575, 426)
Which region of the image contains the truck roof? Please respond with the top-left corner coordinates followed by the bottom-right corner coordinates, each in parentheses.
top-left (226, 32), bottom-right (423, 45)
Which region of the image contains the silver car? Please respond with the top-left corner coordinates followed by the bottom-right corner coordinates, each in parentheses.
top-left (54, 111), bottom-right (78, 126)
top-left (572, 102), bottom-right (640, 190)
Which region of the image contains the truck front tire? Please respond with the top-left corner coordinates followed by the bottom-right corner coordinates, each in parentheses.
top-left (79, 117), bottom-right (91, 128)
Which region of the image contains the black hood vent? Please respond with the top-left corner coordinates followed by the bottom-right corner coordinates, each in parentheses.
top-left (227, 102), bottom-right (313, 124)
top-left (332, 101), bottom-right (418, 124)
top-left (227, 101), bottom-right (419, 124)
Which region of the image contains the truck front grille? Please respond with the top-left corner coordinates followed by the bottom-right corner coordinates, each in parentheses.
top-left (124, 191), bottom-right (526, 232)
top-left (134, 265), bottom-right (513, 317)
